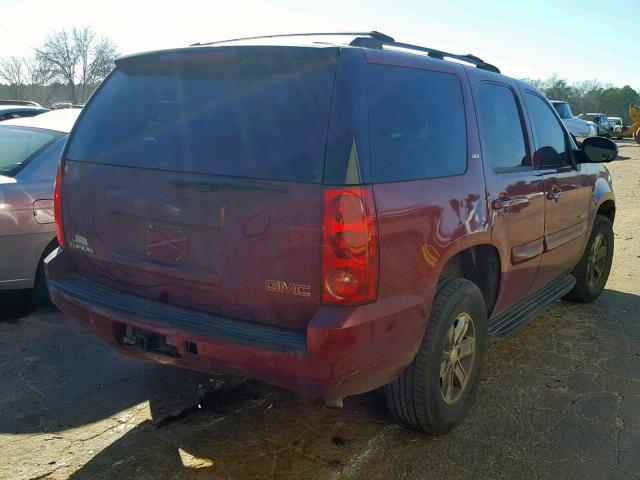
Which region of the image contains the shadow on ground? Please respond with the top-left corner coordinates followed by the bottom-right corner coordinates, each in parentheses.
top-left (0, 290), bottom-right (40, 322)
top-left (47, 288), bottom-right (640, 480)
top-left (0, 303), bottom-right (214, 437)
top-left (2, 289), bottom-right (639, 479)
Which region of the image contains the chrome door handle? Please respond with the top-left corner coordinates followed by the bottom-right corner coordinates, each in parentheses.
top-left (546, 185), bottom-right (562, 201)
top-left (492, 197), bottom-right (513, 210)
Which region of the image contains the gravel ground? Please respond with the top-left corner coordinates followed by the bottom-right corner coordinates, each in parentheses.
top-left (1, 140), bottom-right (639, 480)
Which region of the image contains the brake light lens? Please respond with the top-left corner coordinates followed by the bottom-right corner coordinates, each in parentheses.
top-left (54, 163), bottom-right (65, 248)
top-left (322, 187), bottom-right (379, 305)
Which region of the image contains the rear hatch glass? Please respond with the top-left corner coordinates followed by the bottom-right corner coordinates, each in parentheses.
top-left (66, 47), bottom-right (338, 182)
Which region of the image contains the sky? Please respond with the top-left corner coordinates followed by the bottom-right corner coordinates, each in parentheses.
top-left (0, 0), bottom-right (637, 88)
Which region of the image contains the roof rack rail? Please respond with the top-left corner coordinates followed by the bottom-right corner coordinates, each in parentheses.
top-left (349, 34), bottom-right (500, 73)
top-left (191, 30), bottom-right (499, 73)
top-left (192, 31), bottom-right (395, 47)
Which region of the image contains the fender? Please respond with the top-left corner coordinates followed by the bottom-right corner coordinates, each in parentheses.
top-left (590, 169), bottom-right (615, 229)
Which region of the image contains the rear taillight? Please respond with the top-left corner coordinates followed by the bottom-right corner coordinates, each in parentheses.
top-left (54, 163), bottom-right (65, 248)
top-left (322, 187), bottom-right (379, 305)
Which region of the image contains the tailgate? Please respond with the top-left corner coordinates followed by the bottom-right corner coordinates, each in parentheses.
top-left (60, 46), bottom-right (338, 330)
top-left (61, 162), bottom-right (324, 330)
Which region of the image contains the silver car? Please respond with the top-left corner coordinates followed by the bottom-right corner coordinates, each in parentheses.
top-left (608, 116), bottom-right (624, 140)
top-left (550, 100), bottom-right (598, 138)
top-left (0, 109), bottom-right (80, 302)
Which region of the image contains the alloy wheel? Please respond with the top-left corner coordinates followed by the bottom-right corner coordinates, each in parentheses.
top-left (440, 312), bottom-right (476, 405)
top-left (587, 232), bottom-right (607, 287)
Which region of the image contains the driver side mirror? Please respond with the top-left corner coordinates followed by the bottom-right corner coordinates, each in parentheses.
top-left (578, 136), bottom-right (617, 163)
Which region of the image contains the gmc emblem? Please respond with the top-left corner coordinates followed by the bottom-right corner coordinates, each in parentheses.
top-left (264, 280), bottom-right (311, 297)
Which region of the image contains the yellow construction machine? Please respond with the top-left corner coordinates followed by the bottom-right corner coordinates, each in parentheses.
top-left (621, 104), bottom-right (640, 144)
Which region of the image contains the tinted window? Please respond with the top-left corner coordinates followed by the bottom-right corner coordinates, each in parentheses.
top-left (66, 48), bottom-right (338, 183)
top-left (477, 83), bottom-right (528, 171)
top-left (0, 126), bottom-right (60, 176)
top-left (524, 93), bottom-right (569, 167)
top-left (367, 65), bottom-right (466, 183)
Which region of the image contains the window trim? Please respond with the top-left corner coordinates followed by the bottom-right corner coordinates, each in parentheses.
top-left (523, 90), bottom-right (575, 170)
top-left (477, 80), bottom-right (533, 174)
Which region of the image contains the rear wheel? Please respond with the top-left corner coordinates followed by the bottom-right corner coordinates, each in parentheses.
top-left (566, 215), bottom-right (614, 303)
top-left (385, 278), bottom-right (488, 434)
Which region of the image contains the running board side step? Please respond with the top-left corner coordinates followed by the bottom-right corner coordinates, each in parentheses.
top-left (488, 275), bottom-right (576, 337)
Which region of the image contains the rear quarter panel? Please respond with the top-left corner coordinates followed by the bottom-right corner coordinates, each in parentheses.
top-left (367, 53), bottom-right (490, 327)
top-left (0, 232), bottom-right (54, 288)
top-left (0, 179), bottom-right (56, 287)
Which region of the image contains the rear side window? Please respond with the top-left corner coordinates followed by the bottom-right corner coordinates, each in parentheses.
top-left (367, 65), bottom-right (467, 183)
top-left (477, 83), bottom-right (529, 171)
top-left (524, 92), bottom-right (570, 167)
top-left (66, 48), bottom-right (338, 183)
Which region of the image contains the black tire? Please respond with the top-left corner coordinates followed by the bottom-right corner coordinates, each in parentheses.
top-left (565, 215), bottom-right (614, 303)
top-left (33, 242), bottom-right (57, 307)
top-left (384, 278), bottom-right (488, 434)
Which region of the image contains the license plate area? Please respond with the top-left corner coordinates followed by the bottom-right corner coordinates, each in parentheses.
top-left (145, 223), bottom-right (191, 262)
top-left (123, 325), bottom-right (180, 358)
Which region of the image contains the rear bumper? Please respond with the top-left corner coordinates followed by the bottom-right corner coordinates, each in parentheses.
top-left (46, 248), bottom-right (427, 400)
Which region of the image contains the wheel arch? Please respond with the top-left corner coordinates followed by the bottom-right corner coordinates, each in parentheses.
top-left (434, 242), bottom-right (502, 316)
top-left (32, 237), bottom-right (59, 287)
top-left (592, 174), bottom-right (615, 224)
top-left (596, 199), bottom-right (616, 225)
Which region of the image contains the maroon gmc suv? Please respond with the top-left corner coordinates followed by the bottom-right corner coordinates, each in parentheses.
top-left (46, 32), bottom-right (618, 434)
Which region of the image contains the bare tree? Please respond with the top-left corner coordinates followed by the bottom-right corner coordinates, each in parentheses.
top-left (74, 29), bottom-right (118, 102)
top-left (521, 75), bottom-right (640, 123)
top-left (36, 27), bottom-right (117, 103)
top-left (24, 56), bottom-right (53, 87)
top-left (0, 56), bottom-right (26, 99)
top-left (35, 29), bottom-right (80, 102)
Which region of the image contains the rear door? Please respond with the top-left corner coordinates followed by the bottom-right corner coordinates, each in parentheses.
top-left (469, 74), bottom-right (545, 313)
top-left (521, 91), bottom-right (591, 291)
top-left (60, 46), bottom-right (341, 330)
